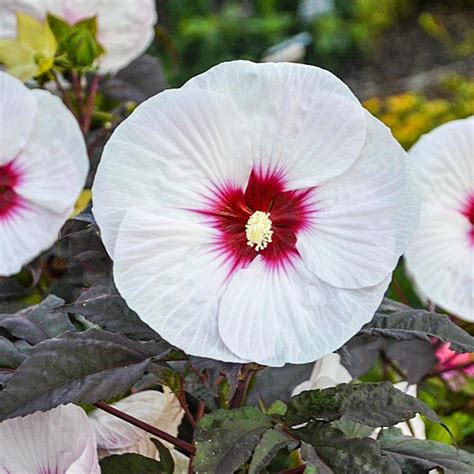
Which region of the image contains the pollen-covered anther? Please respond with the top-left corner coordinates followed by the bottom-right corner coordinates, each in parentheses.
top-left (245, 210), bottom-right (273, 251)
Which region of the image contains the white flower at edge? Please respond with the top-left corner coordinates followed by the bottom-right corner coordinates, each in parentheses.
top-left (0, 404), bottom-right (100, 473)
top-left (405, 117), bottom-right (474, 321)
top-left (88, 389), bottom-right (189, 473)
top-left (92, 60), bottom-right (419, 366)
top-left (0, 0), bottom-right (157, 74)
top-left (292, 353), bottom-right (352, 395)
top-left (292, 354), bottom-right (425, 439)
top-left (0, 71), bottom-right (88, 276)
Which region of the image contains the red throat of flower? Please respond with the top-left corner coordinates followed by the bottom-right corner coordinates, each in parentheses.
top-left (194, 167), bottom-right (317, 276)
top-left (462, 193), bottom-right (474, 247)
top-left (0, 160), bottom-right (22, 221)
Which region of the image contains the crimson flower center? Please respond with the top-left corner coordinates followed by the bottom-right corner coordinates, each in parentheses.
top-left (0, 161), bottom-right (22, 221)
top-left (195, 168), bottom-right (316, 274)
top-left (462, 193), bottom-right (474, 246)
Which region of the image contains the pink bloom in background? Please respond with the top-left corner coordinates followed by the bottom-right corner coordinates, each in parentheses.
top-left (0, 0), bottom-right (157, 73)
top-left (405, 117), bottom-right (474, 321)
top-left (93, 60), bottom-right (419, 366)
top-left (0, 71), bottom-right (88, 276)
top-left (435, 341), bottom-right (474, 382)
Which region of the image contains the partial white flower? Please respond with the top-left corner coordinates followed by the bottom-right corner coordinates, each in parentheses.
top-left (391, 382), bottom-right (426, 439)
top-left (292, 357), bottom-right (425, 439)
top-left (93, 60), bottom-right (419, 366)
top-left (0, 404), bottom-right (100, 473)
top-left (405, 117), bottom-right (474, 321)
top-left (0, 0), bottom-right (157, 74)
top-left (0, 71), bottom-right (88, 276)
top-left (89, 389), bottom-right (188, 472)
top-left (292, 353), bottom-right (352, 395)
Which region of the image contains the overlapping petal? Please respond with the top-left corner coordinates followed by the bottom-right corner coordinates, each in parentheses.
top-left (409, 117), bottom-right (474, 210)
top-left (0, 70), bottom-right (36, 163)
top-left (93, 87), bottom-right (252, 256)
top-left (0, 404), bottom-right (100, 473)
top-left (218, 257), bottom-right (390, 366)
top-left (113, 208), bottom-right (246, 362)
top-left (296, 112), bottom-right (419, 289)
top-left (185, 60), bottom-right (366, 190)
top-left (15, 89), bottom-right (88, 212)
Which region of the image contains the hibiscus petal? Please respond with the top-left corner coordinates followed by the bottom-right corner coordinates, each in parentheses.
top-left (0, 71), bottom-right (36, 163)
top-left (184, 60), bottom-right (366, 189)
top-left (292, 353), bottom-right (352, 395)
top-left (90, 389), bottom-right (183, 450)
top-left (15, 89), bottom-right (88, 213)
top-left (405, 204), bottom-right (474, 321)
top-left (296, 112), bottom-right (419, 289)
top-left (91, 0), bottom-right (157, 73)
top-left (93, 87), bottom-right (252, 256)
top-left (0, 202), bottom-right (72, 276)
top-left (0, 404), bottom-right (100, 474)
top-left (218, 257), bottom-right (390, 366)
top-left (409, 117), bottom-right (474, 210)
top-left (113, 208), bottom-right (247, 362)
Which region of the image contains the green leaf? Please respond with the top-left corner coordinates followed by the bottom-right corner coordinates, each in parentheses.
top-left (74, 16), bottom-right (98, 36)
top-left (363, 298), bottom-right (474, 353)
top-left (100, 453), bottom-right (162, 473)
top-left (332, 415), bottom-right (374, 439)
top-left (0, 328), bottom-right (170, 421)
top-left (66, 29), bottom-right (100, 67)
top-left (284, 382), bottom-right (440, 427)
top-left (300, 442), bottom-right (333, 474)
top-left (379, 430), bottom-right (474, 474)
top-left (0, 295), bottom-right (74, 345)
top-left (295, 421), bottom-right (401, 474)
top-left (47, 13), bottom-right (72, 41)
top-left (61, 283), bottom-right (160, 341)
top-left (248, 427), bottom-right (297, 474)
top-left (266, 400), bottom-right (287, 416)
top-left (151, 439), bottom-right (175, 474)
top-left (194, 407), bottom-right (272, 473)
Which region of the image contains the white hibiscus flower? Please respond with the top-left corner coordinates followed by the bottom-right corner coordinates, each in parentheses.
top-left (92, 60), bottom-right (419, 366)
top-left (405, 117), bottom-right (474, 321)
top-left (0, 0), bottom-right (157, 74)
top-left (0, 71), bottom-right (88, 276)
top-left (0, 404), bottom-right (100, 473)
top-left (89, 389), bottom-right (188, 472)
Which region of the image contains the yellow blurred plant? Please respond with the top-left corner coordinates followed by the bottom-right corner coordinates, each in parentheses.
top-left (0, 12), bottom-right (57, 82)
top-left (364, 74), bottom-right (474, 149)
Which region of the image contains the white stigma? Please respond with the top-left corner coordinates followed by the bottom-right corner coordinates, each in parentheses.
top-left (246, 211), bottom-right (273, 251)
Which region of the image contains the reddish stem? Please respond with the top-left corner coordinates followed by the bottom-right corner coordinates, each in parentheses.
top-left (52, 72), bottom-right (74, 114)
top-left (94, 401), bottom-right (196, 455)
top-left (72, 73), bottom-right (84, 117)
top-left (81, 75), bottom-right (99, 136)
top-left (196, 400), bottom-right (206, 422)
top-left (177, 378), bottom-right (197, 429)
top-left (229, 364), bottom-right (254, 409)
